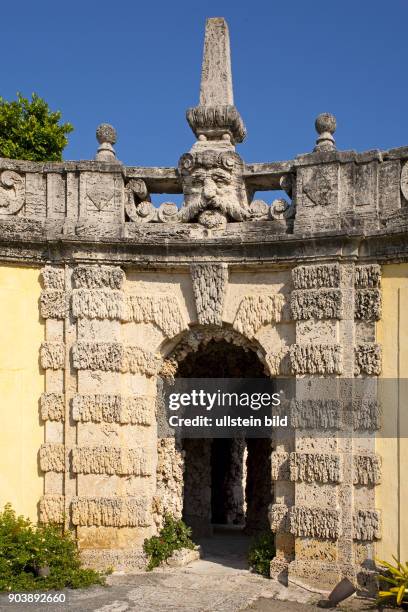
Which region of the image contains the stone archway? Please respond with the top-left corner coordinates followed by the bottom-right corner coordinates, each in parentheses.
top-left (157, 326), bottom-right (274, 545)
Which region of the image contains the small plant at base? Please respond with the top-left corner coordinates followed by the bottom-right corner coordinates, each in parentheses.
top-left (0, 503), bottom-right (107, 591)
top-left (377, 556), bottom-right (408, 607)
top-left (248, 531), bottom-right (275, 577)
top-left (143, 514), bottom-right (195, 571)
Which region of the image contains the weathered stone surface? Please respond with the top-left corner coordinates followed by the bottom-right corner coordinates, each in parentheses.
top-left (354, 343), bottom-right (382, 375)
top-left (71, 496), bottom-right (150, 527)
top-left (71, 445), bottom-right (150, 475)
top-left (72, 394), bottom-right (152, 425)
top-left (128, 294), bottom-right (186, 337)
top-left (292, 264), bottom-right (340, 289)
top-left (271, 452), bottom-right (290, 481)
top-left (269, 504), bottom-right (290, 533)
top-left (353, 510), bottom-right (381, 541)
top-left (0, 170), bottom-right (25, 215)
top-left (154, 439), bottom-right (184, 527)
top-left (355, 289), bottom-right (382, 320)
top-left (72, 289), bottom-right (128, 320)
top-left (40, 342), bottom-right (65, 369)
top-left (289, 344), bottom-right (342, 374)
top-left (290, 399), bottom-right (342, 429)
top-left (234, 294), bottom-right (284, 337)
top-left (191, 263), bottom-right (228, 325)
top-left (40, 393), bottom-right (65, 421)
top-left (353, 454), bottom-right (382, 486)
top-left (41, 266), bottom-right (65, 290)
top-left (166, 546), bottom-right (201, 567)
top-left (352, 399), bottom-right (381, 431)
top-left (355, 265), bottom-right (381, 288)
top-left (72, 289), bottom-right (186, 336)
top-left (40, 290), bottom-right (68, 319)
top-left (80, 549), bottom-right (146, 572)
top-left (289, 453), bottom-right (342, 483)
top-left (72, 342), bottom-right (161, 376)
top-left (289, 506), bottom-right (341, 539)
top-left (291, 289), bottom-right (342, 320)
top-left (72, 265), bottom-right (125, 289)
top-left (265, 350), bottom-right (289, 376)
top-left (39, 443), bottom-right (65, 473)
top-left (39, 494), bottom-right (65, 523)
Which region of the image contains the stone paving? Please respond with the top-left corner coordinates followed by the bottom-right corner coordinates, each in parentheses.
top-left (0, 531), bottom-right (383, 612)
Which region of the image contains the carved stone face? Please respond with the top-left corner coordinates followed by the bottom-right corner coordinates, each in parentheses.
top-left (178, 150), bottom-right (249, 226)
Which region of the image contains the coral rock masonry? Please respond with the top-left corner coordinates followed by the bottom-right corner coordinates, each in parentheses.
top-left (0, 15), bottom-right (405, 595)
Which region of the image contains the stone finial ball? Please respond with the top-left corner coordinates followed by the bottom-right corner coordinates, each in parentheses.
top-left (315, 113), bottom-right (336, 135)
top-left (96, 123), bottom-right (117, 145)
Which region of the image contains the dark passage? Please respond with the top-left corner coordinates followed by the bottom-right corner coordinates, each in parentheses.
top-left (177, 339), bottom-right (272, 537)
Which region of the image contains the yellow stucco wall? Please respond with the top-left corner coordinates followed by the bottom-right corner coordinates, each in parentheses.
top-left (377, 264), bottom-right (408, 562)
top-left (0, 265), bottom-right (44, 521)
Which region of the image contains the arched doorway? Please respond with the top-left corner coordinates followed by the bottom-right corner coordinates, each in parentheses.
top-left (173, 336), bottom-right (273, 539)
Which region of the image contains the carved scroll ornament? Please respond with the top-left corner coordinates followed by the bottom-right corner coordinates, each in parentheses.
top-left (0, 170), bottom-right (25, 214)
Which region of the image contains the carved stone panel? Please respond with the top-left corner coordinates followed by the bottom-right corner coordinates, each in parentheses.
top-left (79, 172), bottom-right (123, 223)
top-left (0, 170), bottom-right (25, 216)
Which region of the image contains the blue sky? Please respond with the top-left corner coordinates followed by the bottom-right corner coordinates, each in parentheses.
top-left (2, 0), bottom-right (408, 170)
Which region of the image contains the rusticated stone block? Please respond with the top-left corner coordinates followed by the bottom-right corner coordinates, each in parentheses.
top-left (269, 503), bottom-right (290, 533)
top-left (265, 350), bottom-right (290, 376)
top-left (72, 289), bottom-right (129, 321)
top-left (39, 443), bottom-right (65, 473)
top-left (190, 263), bottom-right (228, 325)
top-left (39, 494), bottom-right (65, 523)
top-left (71, 445), bottom-right (150, 476)
top-left (352, 399), bottom-right (381, 431)
top-left (233, 294), bottom-right (284, 337)
top-left (71, 496), bottom-right (150, 527)
top-left (292, 264), bottom-right (340, 289)
top-left (72, 342), bottom-right (162, 377)
top-left (353, 454), bottom-right (381, 486)
top-left (290, 399), bottom-right (342, 429)
top-left (80, 549), bottom-right (146, 572)
top-left (72, 265), bottom-right (125, 289)
top-left (289, 506), bottom-right (341, 539)
top-left (72, 394), bottom-right (151, 425)
top-left (290, 344), bottom-right (342, 375)
top-left (355, 289), bottom-right (382, 320)
top-left (40, 393), bottom-right (65, 421)
top-left (128, 294), bottom-right (186, 337)
top-left (353, 509), bottom-right (381, 541)
top-left (355, 343), bottom-right (382, 375)
top-left (40, 290), bottom-right (68, 319)
top-left (41, 266), bottom-right (65, 290)
top-left (289, 453), bottom-right (342, 483)
top-left (271, 452), bottom-right (290, 481)
top-left (355, 265), bottom-right (381, 288)
top-left (40, 342), bottom-right (65, 370)
top-left (291, 289), bottom-right (342, 320)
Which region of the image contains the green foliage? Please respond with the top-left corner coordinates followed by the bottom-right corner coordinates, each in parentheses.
top-left (143, 514), bottom-right (195, 571)
top-left (248, 531), bottom-right (275, 577)
top-left (0, 93), bottom-right (73, 161)
top-left (0, 503), bottom-right (106, 592)
top-left (377, 556), bottom-right (408, 607)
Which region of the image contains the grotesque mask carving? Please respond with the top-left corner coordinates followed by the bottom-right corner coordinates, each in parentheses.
top-left (178, 150), bottom-right (250, 227)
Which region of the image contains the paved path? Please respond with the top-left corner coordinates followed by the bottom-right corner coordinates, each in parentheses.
top-left (0, 529), bottom-right (381, 611)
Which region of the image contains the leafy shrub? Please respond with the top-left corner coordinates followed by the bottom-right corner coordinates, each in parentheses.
top-left (377, 556), bottom-right (408, 607)
top-left (0, 93), bottom-right (73, 161)
top-left (0, 503), bottom-right (106, 592)
top-left (248, 531), bottom-right (275, 577)
top-left (143, 514), bottom-right (195, 571)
